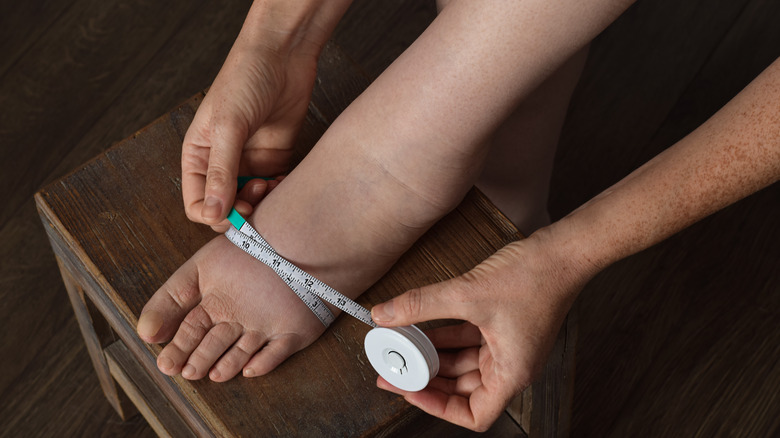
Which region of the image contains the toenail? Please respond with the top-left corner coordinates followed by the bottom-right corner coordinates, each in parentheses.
top-left (244, 368), bottom-right (255, 377)
top-left (158, 355), bottom-right (173, 371)
top-left (210, 369), bottom-right (221, 380)
top-left (182, 364), bottom-right (196, 378)
top-left (137, 311), bottom-right (163, 339)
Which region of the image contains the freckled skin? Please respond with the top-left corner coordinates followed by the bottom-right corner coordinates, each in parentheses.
top-left (141, 0), bottom-right (636, 394)
top-left (140, 0), bottom-right (778, 432)
top-left (374, 58), bottom-right (780, 432)
top-left (565, 58), bottom-right (780, 268)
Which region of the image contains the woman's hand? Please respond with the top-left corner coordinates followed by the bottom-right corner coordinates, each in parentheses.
top-left (371, 229), bottom-right (595, 431)
top-left (181, 40), bottom-right (317, 231)
top-left (182, 1), bottom-right (353, 231)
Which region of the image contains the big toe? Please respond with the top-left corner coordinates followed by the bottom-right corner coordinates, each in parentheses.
top-left (137, 258), bottom-right (201, 344)
top-left (137, 310), bottom-right (164, 339)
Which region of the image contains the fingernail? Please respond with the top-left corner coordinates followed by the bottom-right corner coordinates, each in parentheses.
top-left (244, 368), bottom-right (255, 377)
top-left (210, 368), bottom-right (221, 381)
top-left (202, 196), bottom-right (223, 221)
top-left (182, 364), bottom-right (196, 379)
top-left (137, 311), bottom-right (163, 339)
top-left (158, 355), bottom-right (173, 371)
top-left (372, 301), bottom-right (394, 323)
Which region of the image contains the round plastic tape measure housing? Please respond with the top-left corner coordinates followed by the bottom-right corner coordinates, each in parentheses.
top-left (225, 208), bottom-right (439, 391)
top-left (365, 325), bottom-right (439, 392)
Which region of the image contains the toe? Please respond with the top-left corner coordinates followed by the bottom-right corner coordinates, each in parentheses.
top-left (181, 322), bottom-right (243, 380)
top-left (236, 178), bottom-right (269, 206)
top-left (210, 330), bottom-right (266, 382)
top-left (242, 334), bottom-right (305, 378)
top-left (156, 305), bottom-right (213, 376)
top-left (138, 258), bottom-right (201, 344)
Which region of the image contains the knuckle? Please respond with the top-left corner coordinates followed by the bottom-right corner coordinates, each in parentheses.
top-left (470, 409), bottom-right (504, 433)
top-left (184, 207), bottom-right (195, 221)
top-left (188, 348), bottom-right (207, 364)
top-left (180, 314), bottom-right (208, 340)
top-left (182, 146), bottom-right (209, 170)
top-left (400, 288), bottom-right (424, 321)
top-left (233, 341), bottom-right (253, 358)
top-left (184, 206), bottom-right (201, 223)
top-left (219, 355), bottom-right (239, 370)
top-left (206, 168), bottom-right (232, 191)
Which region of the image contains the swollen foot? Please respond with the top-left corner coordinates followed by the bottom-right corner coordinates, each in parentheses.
top-left (137, 235), bottom-right (327, 381)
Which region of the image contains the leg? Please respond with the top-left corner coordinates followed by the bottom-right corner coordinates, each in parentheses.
top-left (477, 47), bottom-right (589, 235)
top-left (138, 0), bottom-right (609, 384)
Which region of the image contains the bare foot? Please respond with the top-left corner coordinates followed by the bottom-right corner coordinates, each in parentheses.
top-left (135, 3), bottom-right (591, 384)
top-left (136, 125), bottom-right (464, 381)
top-left (137, 235), bottom-right (326, 381)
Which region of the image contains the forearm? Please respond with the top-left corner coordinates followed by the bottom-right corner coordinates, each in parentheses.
top-left (237, 0), bottom-right (354, 56)
top-left (548, 57), bottom-right (780, 276)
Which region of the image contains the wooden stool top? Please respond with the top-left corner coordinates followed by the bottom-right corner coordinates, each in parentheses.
top-left (35, 43), bottom-right (535, 436)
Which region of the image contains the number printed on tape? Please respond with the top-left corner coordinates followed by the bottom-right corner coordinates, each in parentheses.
top-left (224, 211), bottom-right (376, 328)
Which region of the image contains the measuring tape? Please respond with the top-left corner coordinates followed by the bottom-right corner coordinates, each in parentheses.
top-left (224, 207), bottom-right (439, 391)
top-left (225, 209), bottom-right (373, 327)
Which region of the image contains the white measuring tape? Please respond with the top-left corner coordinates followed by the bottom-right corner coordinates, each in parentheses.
top-left (224, 208), bottom-right (439, 391)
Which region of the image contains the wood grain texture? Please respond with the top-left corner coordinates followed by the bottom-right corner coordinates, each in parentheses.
top-left (551, 0), bottom-right (780, 436)
top-left (0, 1), bottom-right (72, 77)
top-left (106, 341), bottom-right (195, 438)
top-left (0, 310), bottom-right (153, 438)
top-left (0, 0), bottom-right (254, 231)
top-left (0, 1), bottom-right (250, 435)
top-left (1, 0), bottom-right (199, 228)
top-left (35, 97), bottom-right (527, 436)
top-left (33, 30), bottom-right (538, 435)
top-left (58, 257), bottom-right (137, 420)
top-left (3, 0), bottom-right (778, 435)
top-left (552, 0), bottom-right (754, 211)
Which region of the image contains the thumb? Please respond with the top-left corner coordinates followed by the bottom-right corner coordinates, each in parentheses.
top-left (372, 277), bottom-right (467, 327)
top-left (201, 117), bottom-right (247, 224)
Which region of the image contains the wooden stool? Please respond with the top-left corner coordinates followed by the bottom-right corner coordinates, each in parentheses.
top-left (35, 43), bottom-right (575, 437)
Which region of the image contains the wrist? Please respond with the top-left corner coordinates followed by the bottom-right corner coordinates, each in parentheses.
top-left (240, 0), bottom-right (353, 57)
top-left (528, 213), bottom-right (610, 291)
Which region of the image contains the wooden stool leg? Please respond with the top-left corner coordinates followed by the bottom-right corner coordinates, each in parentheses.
top-left (55, 256), bottom-right (138, 420)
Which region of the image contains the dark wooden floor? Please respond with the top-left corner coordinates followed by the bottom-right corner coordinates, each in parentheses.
top-left (1, 0), bottom-right (777, 437)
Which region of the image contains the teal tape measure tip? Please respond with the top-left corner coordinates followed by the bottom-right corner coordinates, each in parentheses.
top-left (232, 175), bottom-right (273, 228)
top-left (223, 199), bottom-right (440, 391)
top-left (227, 208), bottom-right (246, 230)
